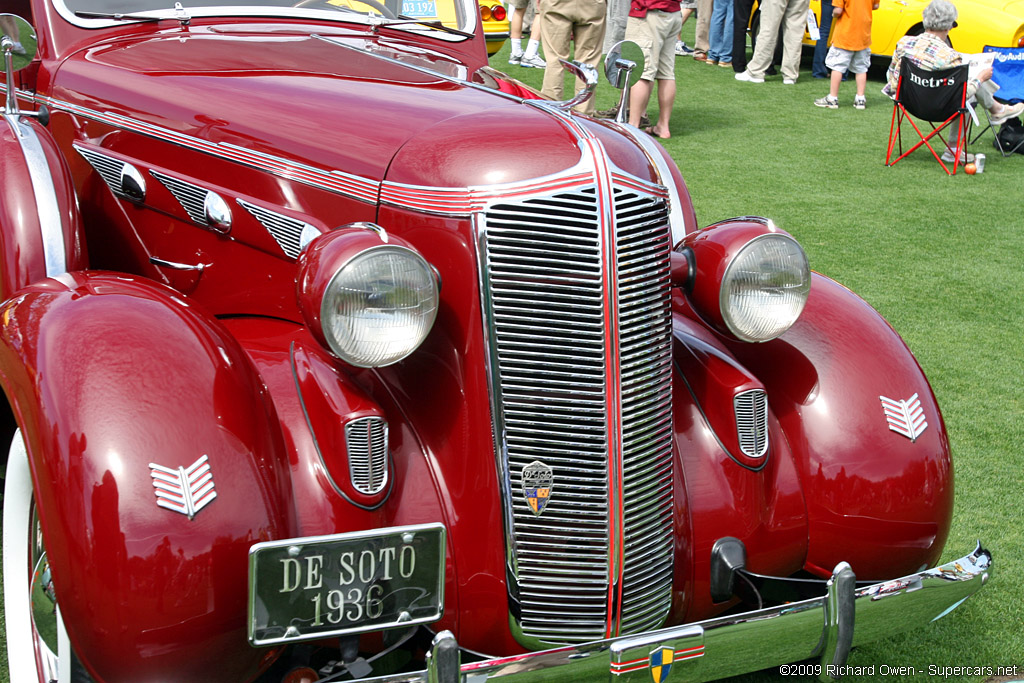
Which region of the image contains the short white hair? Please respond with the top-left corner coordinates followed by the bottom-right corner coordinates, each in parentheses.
top-left (922, 0), bottom-right (958, 31)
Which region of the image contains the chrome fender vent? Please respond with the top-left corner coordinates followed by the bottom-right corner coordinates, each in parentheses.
top-left (344, 417), bottom-right (389, 495)
top-left (237, 199), bottom-right (319, 259)
top-left (74, 145), bottom-right (146, 202)
top-left (150, 170), bottom-right (231, 233)
top-left (735, 389), bottom-right (768, 458)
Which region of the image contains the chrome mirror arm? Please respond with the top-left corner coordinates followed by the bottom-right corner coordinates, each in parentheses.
top-left (2, 37), bottom-right (18, 115)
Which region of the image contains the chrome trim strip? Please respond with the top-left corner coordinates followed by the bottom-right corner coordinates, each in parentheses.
top-left (48, 97), bottom-right (379, 203)
top-left (8, 86), bottom-right (671, 221)
top-left (5, 116), bottom-right (67, 277)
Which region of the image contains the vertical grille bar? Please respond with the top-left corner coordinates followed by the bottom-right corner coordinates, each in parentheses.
top-left (481, 184), bottom-right (674, 646)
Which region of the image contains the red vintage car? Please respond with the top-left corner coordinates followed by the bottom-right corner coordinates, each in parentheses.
top-left (0, 0), bottom-right (991, 681)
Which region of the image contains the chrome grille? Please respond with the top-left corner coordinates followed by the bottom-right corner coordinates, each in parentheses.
top-left (345, 417), bottom-right (389, 495)
top-left (614, 192), bottom-right (674, 635)
top-left (482, 186), bottom-right (673, 645)
top-left (735, 389), bottom-right (768, 458)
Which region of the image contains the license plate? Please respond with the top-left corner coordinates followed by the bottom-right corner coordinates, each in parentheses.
top-left (401, 0), bottom-right (438, 17)
top-left (248, 523), bottom-right (445, 646)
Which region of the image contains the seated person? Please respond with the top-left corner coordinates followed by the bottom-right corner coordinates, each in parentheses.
top-left (885, 0), bottom-right (1024, 162)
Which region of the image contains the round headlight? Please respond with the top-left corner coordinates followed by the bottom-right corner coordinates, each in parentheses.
top-left (719, 233), bottom-right (810, 342)
top-left (298, 228), bottom-right (439, 368)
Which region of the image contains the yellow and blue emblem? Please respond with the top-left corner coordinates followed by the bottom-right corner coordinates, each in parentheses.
top-left (649, 646), bottom-right (674, 683)
top-left (522, 461), bottom-right (553, 516)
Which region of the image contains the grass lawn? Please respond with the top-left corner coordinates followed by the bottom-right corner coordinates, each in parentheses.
top-left (2, 25), bottom-right (1022, 683)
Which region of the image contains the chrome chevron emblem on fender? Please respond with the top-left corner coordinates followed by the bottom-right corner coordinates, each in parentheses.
top-left (880, 393), bottom-right (928, 442)
top-left (149, 454), bottom-right (217, 519)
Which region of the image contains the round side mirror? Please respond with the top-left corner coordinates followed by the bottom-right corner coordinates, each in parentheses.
top-left (604, 40), bottom-right (645, 90)
top-left (1, 14), bottom-right (37, 72)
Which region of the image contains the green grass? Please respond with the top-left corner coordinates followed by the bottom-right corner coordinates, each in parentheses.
top-left (496, 26), bottom-right (1023, 683)
top-left (2, 28), bottom-right (1022, 682)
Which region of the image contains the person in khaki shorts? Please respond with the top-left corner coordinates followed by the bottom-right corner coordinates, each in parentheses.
top-left (508, 0), bottom-right (546, 67)
top-left (625, 0), bottom-right (682, 138)
top-left (539, 0), bottom-right (607, 114)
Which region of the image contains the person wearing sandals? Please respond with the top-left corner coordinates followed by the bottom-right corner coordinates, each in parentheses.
top-left (625, 0), bottom-right (683, 138)
top-left (813, 0), bottom-right (877, 109)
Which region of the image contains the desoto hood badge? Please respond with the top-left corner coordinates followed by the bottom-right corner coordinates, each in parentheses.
top-left (522, 460), bottom-right (553, 516)
top-left (149, 454), bottom-right (218, 519)
top-left (880, 393), bottom-right (928, 442)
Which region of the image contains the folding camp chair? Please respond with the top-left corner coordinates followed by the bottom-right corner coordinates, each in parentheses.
top-left (886, 58), bottom-right (971, 175)
top-left (969, 46), bottom-right (1024, 157)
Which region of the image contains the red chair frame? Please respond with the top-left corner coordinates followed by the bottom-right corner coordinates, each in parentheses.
top-left (886, 58), bottom-right (972, 175)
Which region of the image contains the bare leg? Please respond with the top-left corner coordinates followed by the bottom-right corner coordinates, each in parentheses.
top-left (629, 79), bottom-right (653, 127)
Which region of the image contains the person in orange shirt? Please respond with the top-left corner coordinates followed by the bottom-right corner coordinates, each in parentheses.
top-left (813, 0), bottom-right (878, 109)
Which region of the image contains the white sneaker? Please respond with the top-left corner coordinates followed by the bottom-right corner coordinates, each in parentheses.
top-left (783, 78), bottom-right (796, 85)
top-left (520, 54), bottom-right (546, 69)
top-left (735, 71), bottom-right (765, 83)
top-left (11, 41), bottom-right (26, 55)
top-left (814, 95), bottom-right (839, 109)
top-left (674, 40), bottom-right (694, 56)
top-left (508, 52), bottom-right (522, 66)
top-left (990, 101), bottom-right (1024, 126)
top-left (854, 95), bottom-right (866, 110)
top-left (940, 150), bottom-right (975, 164)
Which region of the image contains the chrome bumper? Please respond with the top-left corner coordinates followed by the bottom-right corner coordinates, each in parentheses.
top-left (412, 543), bottom-right (991, 683)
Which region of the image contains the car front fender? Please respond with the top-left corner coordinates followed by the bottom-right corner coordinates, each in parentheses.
top-left (0, 272), bottom-right (293, 682)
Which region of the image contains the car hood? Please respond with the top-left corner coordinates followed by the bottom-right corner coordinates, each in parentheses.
top-left (51, 24), bottom-right (660, 190)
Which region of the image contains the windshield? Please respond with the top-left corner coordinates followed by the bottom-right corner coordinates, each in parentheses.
top-left (58, 0), bottom-right (475, 33)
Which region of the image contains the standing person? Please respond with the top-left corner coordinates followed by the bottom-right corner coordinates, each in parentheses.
top-left (673, 2), bottom-right (696, 55)
top-left (604, 0), bottom-right (630, 53)
top-left (625, 0), bottom-right (683, 137)
top-left (813, 0), bottom-right (877, 109)
top-left (508, 0), bottom-right (547, 67)
top-left (730, 0), bottom-right (756, 72)
top-left (691, 0), bottom-right (713, 61)
top-left (707, 0), bottom-right (734, 67)
top-left (811, 0), bottom-right (834, 78)
top-left (734, 0), bottom-right (810, 83)
top-left (539, 0), bottom-right (607, 114)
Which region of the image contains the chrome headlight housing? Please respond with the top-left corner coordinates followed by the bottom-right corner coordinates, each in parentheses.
top-left (719, 233), bottom-right (810, 342)
top-left (683, 220), bottom-right (810, 343)
top-left (298, 227), bottom-right (439, 367)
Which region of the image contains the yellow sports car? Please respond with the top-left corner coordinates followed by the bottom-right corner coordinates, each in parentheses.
top-left (322, 0), bottom-right (508, 55)
top-left (479, 2), bottom-right (511, 55)
top-left (819, 0), bottom-right (1024, 55)
top-left (754, 0), bottom-right (1024, 56)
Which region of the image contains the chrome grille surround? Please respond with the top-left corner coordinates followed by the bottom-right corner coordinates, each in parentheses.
top-left (734, 389), bottom-right (769, 458)
top-left (479, 173), bottom-right (674, 647)
top-left (344, 417), bottom-right (389, 495)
